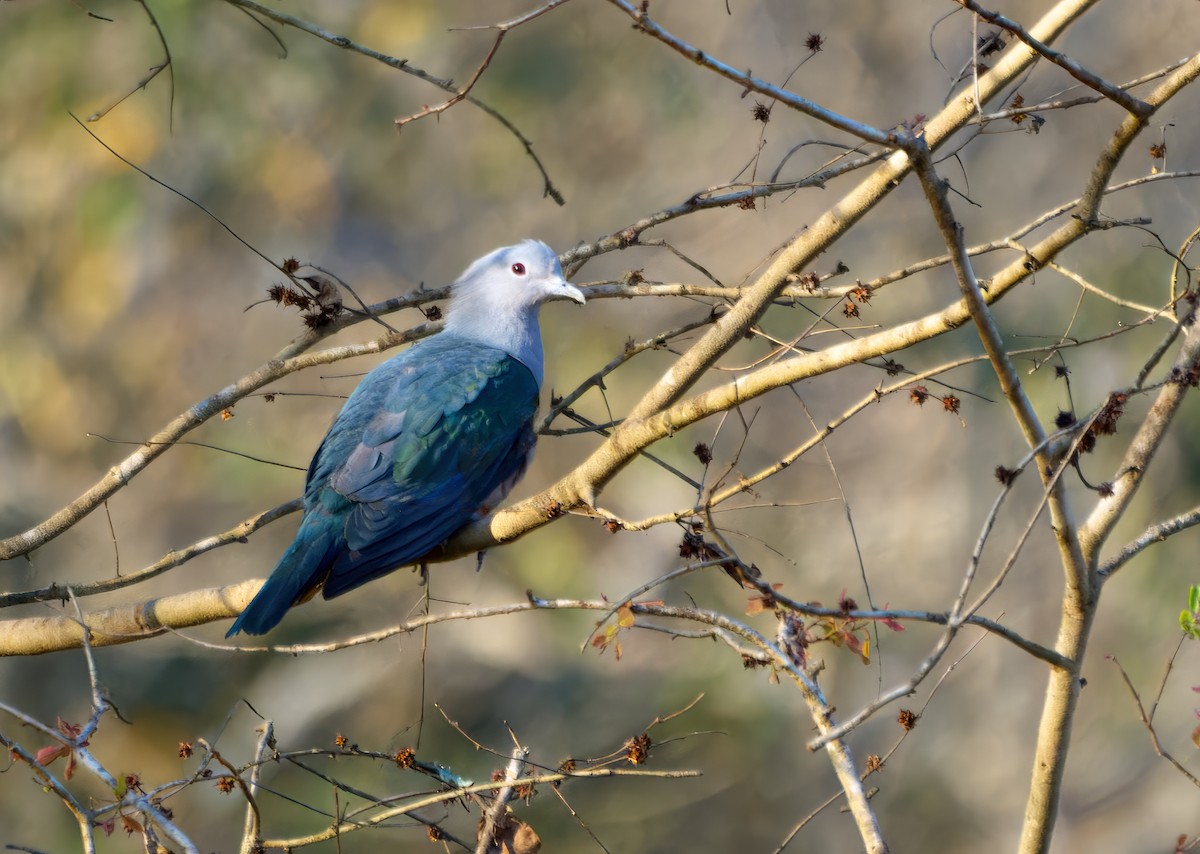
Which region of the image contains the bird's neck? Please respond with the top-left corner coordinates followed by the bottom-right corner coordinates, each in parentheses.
top-left (445, 308), bottom-right (545, 386)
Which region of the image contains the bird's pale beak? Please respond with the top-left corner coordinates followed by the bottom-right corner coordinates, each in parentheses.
top-left (555, 279), bottom-right (586, 305)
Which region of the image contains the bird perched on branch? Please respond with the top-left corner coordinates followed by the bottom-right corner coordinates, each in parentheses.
top-left (227, 240), bottom-right (585, 636)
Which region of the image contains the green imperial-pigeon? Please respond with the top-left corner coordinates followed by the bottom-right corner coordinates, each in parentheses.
top-left (227, 240), bottom-right (585, 636)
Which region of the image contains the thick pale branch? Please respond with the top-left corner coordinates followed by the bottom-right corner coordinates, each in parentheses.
top-left (1081, 327), bottom-right (1200, 562)
top-left (0, 581), bottom-right (260, 655)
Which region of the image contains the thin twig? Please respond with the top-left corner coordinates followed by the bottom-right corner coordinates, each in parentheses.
top-left (87, 0), bottom-right (174, 127)
top-left (1110, 653), bottom-right (1200, 788)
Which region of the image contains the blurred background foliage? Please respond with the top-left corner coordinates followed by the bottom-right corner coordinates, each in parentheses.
top-left (1, 0), bottom-right (1199, 851)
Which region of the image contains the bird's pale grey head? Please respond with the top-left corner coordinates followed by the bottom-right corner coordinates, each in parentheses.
top-left (444, 239), bottom-right (584, 385)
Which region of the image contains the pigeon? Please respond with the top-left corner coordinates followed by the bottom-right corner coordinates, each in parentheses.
top-left (227, 240), bottom-right (584, 636)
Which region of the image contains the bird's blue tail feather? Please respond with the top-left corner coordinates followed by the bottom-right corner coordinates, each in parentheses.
top-left (226, 522), bottom-right (338, 637)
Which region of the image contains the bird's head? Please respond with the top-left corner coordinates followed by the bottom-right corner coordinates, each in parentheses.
top-left (444, 240), bottom-right (584, 384)
top-left (449, 239), bottom-right (585, 316)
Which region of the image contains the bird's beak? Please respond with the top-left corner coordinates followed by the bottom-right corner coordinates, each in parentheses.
top-left (553, 279), bottom-right (587, 305)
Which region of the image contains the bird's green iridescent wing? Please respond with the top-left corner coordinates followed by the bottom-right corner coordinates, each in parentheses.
top-left (309, 336), bottom-right (539, 598)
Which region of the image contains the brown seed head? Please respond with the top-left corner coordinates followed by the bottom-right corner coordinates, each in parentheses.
top-left (625, 733), bottom-right (652, 765)
top-left (394, 748), bottom-right (416, 769)
top-left (994, 465), bottom-right (1019, 487)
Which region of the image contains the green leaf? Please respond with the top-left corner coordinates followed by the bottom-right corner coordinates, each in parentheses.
top-left (1181, 610), bottom-right (1200, 640)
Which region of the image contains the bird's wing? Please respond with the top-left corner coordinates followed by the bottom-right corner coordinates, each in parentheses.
top-left (309, 338), bottom-right (539, 598)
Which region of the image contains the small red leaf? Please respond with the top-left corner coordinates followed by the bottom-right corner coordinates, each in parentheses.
top-left (880, 607), bottom-right (905, 632)
top-left (35, 745), bottom-right (68, 766)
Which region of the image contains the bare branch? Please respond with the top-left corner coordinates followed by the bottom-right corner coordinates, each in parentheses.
top-left (957, 0), bottom-right (1153, 117)
top-left (1099, 505), bottom-right (1200, 577)
top-left (1082, 326), bottom-right (1200, 560)
top-left (607, 0), bottom-right (896, 147)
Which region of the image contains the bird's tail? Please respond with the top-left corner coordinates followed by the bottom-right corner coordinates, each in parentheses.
top-left (226, 524), bottom-right (337, 637)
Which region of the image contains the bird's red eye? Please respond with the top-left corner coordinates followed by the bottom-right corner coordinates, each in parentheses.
top-left (511, 262), bottom-right (526, 276)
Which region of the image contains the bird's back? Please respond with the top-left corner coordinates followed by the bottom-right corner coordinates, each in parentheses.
top-left (226, 334), bottom-right (539, 635)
